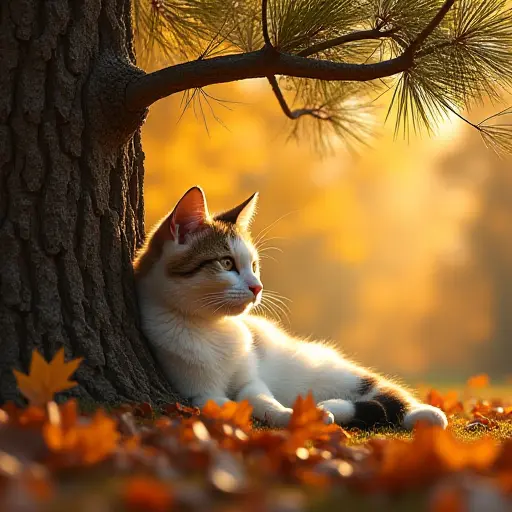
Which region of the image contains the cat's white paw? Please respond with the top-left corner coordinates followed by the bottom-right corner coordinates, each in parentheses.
top-left (266, 408), bottom-right (294, 428)
top-left (403, 404), bottom-right (448, 430)
top-left (317, 399), bottom-right (355, 425)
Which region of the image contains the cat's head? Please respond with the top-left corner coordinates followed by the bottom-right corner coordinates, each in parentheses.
top-left (134, 186), bottom-right (262, 319)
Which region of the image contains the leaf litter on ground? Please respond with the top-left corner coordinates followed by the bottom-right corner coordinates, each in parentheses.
top-left (0, 349), bottom-right (511, 511)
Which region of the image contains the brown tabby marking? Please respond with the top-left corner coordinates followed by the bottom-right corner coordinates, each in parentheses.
top-left (133, 215), bottom-right (250, 280)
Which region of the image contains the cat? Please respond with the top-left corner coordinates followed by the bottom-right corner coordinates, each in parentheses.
top-left (134, 186), bottom-right (447, 430)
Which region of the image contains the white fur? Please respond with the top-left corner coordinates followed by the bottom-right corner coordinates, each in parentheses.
top-left (136, 191), bottom-right (447, 430)
top-left (403, 404), bottom-right (449, 430)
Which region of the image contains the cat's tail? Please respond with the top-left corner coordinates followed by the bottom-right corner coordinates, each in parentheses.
top-left (318, 384), bottom-right (447, 430)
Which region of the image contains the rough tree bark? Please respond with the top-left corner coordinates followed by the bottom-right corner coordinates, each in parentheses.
top-left (0, 0), bottom-right (179, 404)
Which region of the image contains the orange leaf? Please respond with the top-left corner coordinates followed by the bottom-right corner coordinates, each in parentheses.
top-left (43, 408), bottom-right (119, 466)
top-left (426, 389), bottom-right (445, 409)
top-left (284, 392), bottom-right (341, 453)
top-left (201, 400), bottom-right (253, 431)
top-left (466, 373), bottom-right (490, 389)
top-left (435, 429), bottom-right (499, 471)
top-left (287, 392), bottom-right (326, 431)
top-left (13, 348), bottom-right (83, 406)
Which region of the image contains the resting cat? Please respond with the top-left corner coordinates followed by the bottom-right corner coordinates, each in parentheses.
top-left (134, 187), bottom-right (447, 430)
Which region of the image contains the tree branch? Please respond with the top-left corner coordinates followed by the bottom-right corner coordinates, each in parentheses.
top-left (267, 75), bottom-right (329, 120)
top-left (261, 0), bottom-right (272, 47)
top-left (297, 28), bottom-right (396, 58)
top-left (297, 0), bottom-right (455, 59)
top-left (125, 0), bottom-right (456, 112)
top-left (407, 0), bottom-right (455, 54)
top-left (126, 49), bottom-right (412, 111)
top-left (416, 40), bottom-right (454, 59)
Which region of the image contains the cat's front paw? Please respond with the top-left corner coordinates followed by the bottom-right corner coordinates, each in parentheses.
top-left (266, 408), bottom-right (294, 428)
top-left (403, 404), bottom-right (448, 430)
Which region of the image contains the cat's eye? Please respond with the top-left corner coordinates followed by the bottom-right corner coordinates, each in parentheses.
top-left (219, 257), bottom-right (235, 271)
top-left (252, 261), bottom-right (258, 272)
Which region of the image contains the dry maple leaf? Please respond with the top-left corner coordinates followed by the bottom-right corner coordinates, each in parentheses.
top-left (43, 405), bottom-right (119, 466)
top-left (287, 392), bottom-right (326, 431)
top-left (425, 389), bottom-right (464, 415)
top-left (201, 400), bottom-right (253, 432)
top-left (283, 392), bottom-right (341, 452)
top-left (13, 348), bottom-right (83, 406)
top-left (287, 391), bottom-right (340, 434)
top-left (426, 389), bottom-right (445, 409)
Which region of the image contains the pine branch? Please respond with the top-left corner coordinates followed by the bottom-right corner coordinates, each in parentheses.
top-left (407, 0), bottom-right (456, 54)
top-left (444, 104), bottom-right (512, 156)
top-left (125, 48), bottom-right (413, 111)
top-left (261, 0), bottom-right (272, 47)
top-left (125, 0), bottom-right (455, 112)
top-left (297, 28), bottom-right (397, 58)
top-left (267, 75), bottom-right (330, 120)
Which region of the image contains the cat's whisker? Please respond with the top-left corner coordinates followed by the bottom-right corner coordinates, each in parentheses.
top-left (263, 298), bottom-right (291, 319)
top-left (263, 291), bottom-right (291, 306)
top-left (267, 294), bottom-right (291, 313)
top-left (196, 300), bottom-right (225, 311)
top-left (254, 241), bottom-right (286, 256)
top-left (197, 297), bottom-right (223, 307)
top-left (253, 301), bottom-right (275, 321)
top-left (252, 211), bottom-right (297, 247)
top-left (257, 245), bottom-right (284, 255)
top-left (259, 254), bottom-right (278, 263)
top-left (266, 303), bottom-right (290, 325)
top-left (261, 296), bottom-right (291, 324)
top-left (255, 236), bottom-right (287, 249)
top-left (193, 293), bottom-right (226, 306)
top-left (212, 301), bottom-right (229, 315)
top-left (194, 292), bottom-right (224, 301)
top-left (262, 290), bottom-right (292, 303)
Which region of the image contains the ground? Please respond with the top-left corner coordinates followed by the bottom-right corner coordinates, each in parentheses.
top-left (0, 351), bottom-right (511, 511)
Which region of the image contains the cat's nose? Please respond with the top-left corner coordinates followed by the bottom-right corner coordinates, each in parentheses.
top-left (249, 284), bottom-right (263, 297)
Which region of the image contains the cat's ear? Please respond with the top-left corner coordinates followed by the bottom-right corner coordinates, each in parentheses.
top-left (158, 186), bottom-right (210, 244)
top-left (215, 192), bottom-right (259, 230)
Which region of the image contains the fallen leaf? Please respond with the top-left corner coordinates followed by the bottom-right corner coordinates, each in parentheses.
top-left (12, 348), bottom-right (83, 406)
top-left (43, 408), bottom-right (119, 466)
top-left (287, 392), bottom-right (327, 432)
top-left (162, 402), bottom-right (200, 418)
top-left (201, 400), bottom-right (253, 432)
top-left (284, 392), bottom-right (342, 452)
top-left (134, 402), bottom-right (153, 419)
top-left (426, 389), bottom-right (445, 409)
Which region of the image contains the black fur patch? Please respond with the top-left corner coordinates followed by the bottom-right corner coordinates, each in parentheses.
top-left (358, 375), bottom-right (377, 396)
top-left (374, 392), bottom-right (407, 425)
top-left (346, 400), bottom-right (388, 430)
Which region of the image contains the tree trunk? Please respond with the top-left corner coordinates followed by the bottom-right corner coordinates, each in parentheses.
top-left (0, 0), bottom-right (179, 405)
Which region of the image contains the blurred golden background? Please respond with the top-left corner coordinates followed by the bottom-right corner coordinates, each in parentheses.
top-left (141, 79), bottom-right (511, 385)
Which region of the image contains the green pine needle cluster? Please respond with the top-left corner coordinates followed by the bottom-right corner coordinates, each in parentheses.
top-left (132, 0), bottom-right (512, 153)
